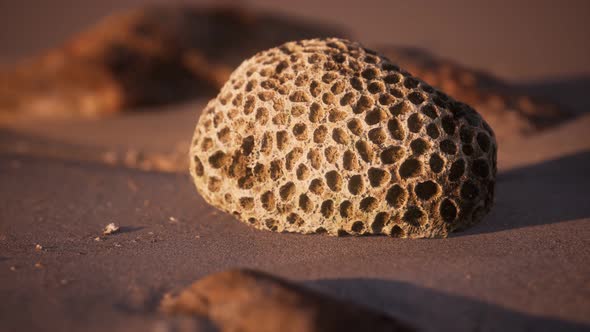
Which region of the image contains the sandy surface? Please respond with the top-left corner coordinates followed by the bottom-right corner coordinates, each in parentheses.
top-left (1, 1), bottom-right (590, 331)
top-left (1, 105), bottom-right (589, 332)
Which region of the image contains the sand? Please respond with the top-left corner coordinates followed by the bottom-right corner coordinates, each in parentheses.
top-left (1, 1), bottom-right (589, 331)
top-left (1, 103), bottom-right (589, 331)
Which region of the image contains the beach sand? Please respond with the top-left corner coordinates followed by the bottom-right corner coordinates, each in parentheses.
top-left (0, 1), bottom-right (589, 331)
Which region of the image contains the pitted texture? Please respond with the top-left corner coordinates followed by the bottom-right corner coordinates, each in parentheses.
top-left (189, 38), bottom-right (497, 238)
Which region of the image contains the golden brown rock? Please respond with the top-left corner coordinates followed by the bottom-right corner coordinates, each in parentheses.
top-left (161, 269), bottom-right (414, 332)
top-left (0, 6), bottom-right (345, 123)
top-left (190, 38), bottom-right (497, 238)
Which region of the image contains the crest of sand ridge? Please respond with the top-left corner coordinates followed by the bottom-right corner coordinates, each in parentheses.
top-left (190, 38), bottom-right (497, 238)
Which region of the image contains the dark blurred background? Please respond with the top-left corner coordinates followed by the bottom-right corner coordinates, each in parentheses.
top-left (1, 0), bottom-right (589, 82)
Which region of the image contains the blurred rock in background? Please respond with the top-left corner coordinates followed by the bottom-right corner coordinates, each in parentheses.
top-left (0, 5), bottom-right (347, 122)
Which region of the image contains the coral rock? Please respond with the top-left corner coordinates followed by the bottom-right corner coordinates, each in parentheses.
top-left (161, 269), bottom-right (414, 332)
top-left (189, 38), bottom-right (497, 238)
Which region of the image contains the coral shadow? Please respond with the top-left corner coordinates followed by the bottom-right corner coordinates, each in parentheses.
top-left (305, 278), bottom-right (589, 331)
top-left (461, 151), bottom-right (590, 235)
top-left (516, 75), bottom-right (590, 115)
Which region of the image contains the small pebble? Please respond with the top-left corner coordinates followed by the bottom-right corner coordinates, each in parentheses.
top-left (103, 223), bottom-right (120, 235)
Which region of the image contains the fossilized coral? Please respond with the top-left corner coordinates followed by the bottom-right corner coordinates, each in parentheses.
top-left (190, 38), bottom-right (497, 238)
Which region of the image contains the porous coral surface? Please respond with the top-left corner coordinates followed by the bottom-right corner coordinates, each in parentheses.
top-left (189, 38), bottom-right (497, 238)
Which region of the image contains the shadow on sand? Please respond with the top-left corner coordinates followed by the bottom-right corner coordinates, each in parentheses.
top-left (516, 75), bottom-right (590, 115)
top-left (306, 278), bottom-right (589, 331)
top-left (459, 150), bottom-right (590, 236)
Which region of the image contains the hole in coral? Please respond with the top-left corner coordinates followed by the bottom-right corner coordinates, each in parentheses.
top-left (279, 182), bottom-right (296, 201)
top-left (461, 181), bottom-right (479, 200)
top-left (207, 177), bottom-right (221, 192)
top-left (449, 159), bottom-right (465, 181)
top-left (403, 206), bottom-right (425, 226)
top-left (368, 128), bottom-right (387, 145)
top-left (386, 185), bottom-right (406, 208)
top-left (276, 131), bottom-right (289, 150)
top-left (421, 104), bottom-right (438, 119)
top-left (368, 82), bottom-right (384, 94)
top-left (285, 147), bottom-right (303, 171)
top-left (340, 92), bottom-right (355, 106)
top-left (309, 80), bottom-right (322, 97)
top-left (350, 77), bottom-right (363, 90)
top-left (440, 199), bottom-right (457, 223)
top-left (477, 132), bottom-right (491, 152)
top-left (403, 77), bottom-right (419, 89)
top-left (309, 178), bottom-right (325, 195)
top-left (462, 144), bottom-right (474, 155)
top-left (200, 137), bottom-right (213, 152)
top-left (365, 109), bottom-right (388, 125)
top-left (354, 95), bottom-right (374, 113)
top-left (415, 181), bottom-right (439, 200)
top-left (441, 116), bottom-right (456, 135)
top-left (380, 146), bottom-right (404, 164)
top-left (348, 175), bottom-right (364, 195)
top-left (332, 128), bottom-right (350, 145)
top-left (239, 197), bottom-right (254, 210)
top-left (193, 156), bottom-right (204, 177)
top-left (313, 125), bottom-right (328, 143)
top-left (308, 148), bottom-right (323, 170)
top-left (329, 109), bottom-right (347, 122)
top-left (399, 158), bottom-right (422, 178)
top-left (355, 141), bottom-right (374, 163)
top-left (384, 74), bottom-right (400, 84)
top-left (347, 119), bottom-right (364, 136)
top-left (390, 225), bottom-right (405, 237)
top-left (340, 200), bottom-right (353, 218)
top-left (389, 101), bottom-right (410, 116)
top-left (260, 132), bottom-right (273, 155)
top-left (261, 191), bottom-right (275, 211)
top-left (472, 159), bottom-right (490, 178)
top-left (408, 92), bottom-right (425, 105)
top-left (321, 200), bottom-right (335, 218)
top-left (426, 123), bottom-right (440, 139)
top-left (287, 213), bottom-right (303, 225)
top-left (410, 138), bottom-right (429, 155)
top-left (440, 139), bottom-right (457, 155)
top-left (299, 194), bottom-right (314, 213)
top-left (343, 150), bottom-right (359, 171)
top-left (360, 197), bottom-right (378, 212)
top-left (429, 153), bottom-right (444, 173)
top-left (270, 160), bottom-right (283, 180)
top-left (292, 123), bottom-right (308, 141)
top-left (289, 91), bottom-right (310, 103)
top-left (217, 128), bottom-right (231, 143)
top-left (296, 164), bottom-right (310, 180)
top-left (351, 221), bottom-right (365, 233)
top-left (322, 92), bottom-right (335, 105)
top-left (407, 114), bottom-right (423, 133)
top-left (362, 68), bottom-right (378, 80)
top-left (208, 151), bottom-right (228, 169)
top-left (367, 167), bottom-right (389, 187)
top-left (371, 212), bottom-right (389, 233)
top-left (379, 94), bottom-right (396, 105)
top-left (265, 219), bottom-right (277, 231)
top-left (241, 136), bottom-right (255, 155)
top-left (256, 107), bottom-right (269, 124)
top-left (324, 146), bottom-right (339, 164)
